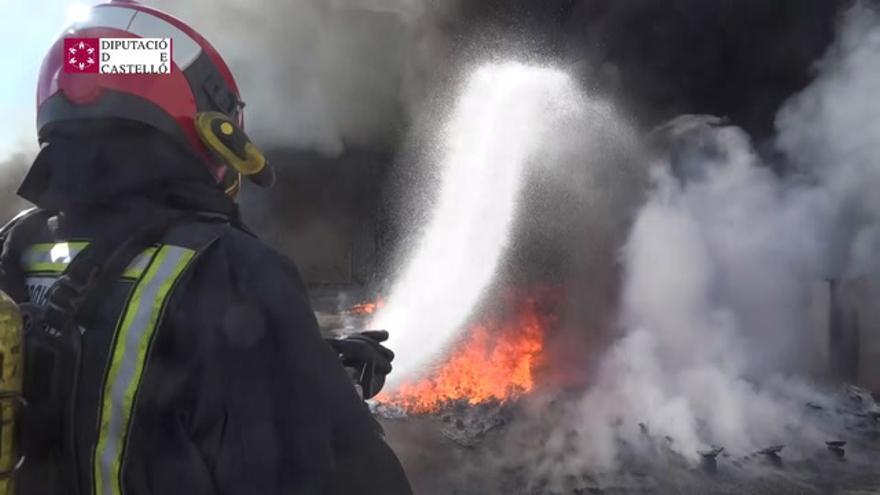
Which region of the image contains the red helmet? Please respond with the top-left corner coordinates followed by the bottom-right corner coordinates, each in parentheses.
top-left (37, 0), bottom-right (271, 194)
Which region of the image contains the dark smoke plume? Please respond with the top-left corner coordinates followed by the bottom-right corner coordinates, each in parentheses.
top-left (561, 0), bottom-right (849, 138)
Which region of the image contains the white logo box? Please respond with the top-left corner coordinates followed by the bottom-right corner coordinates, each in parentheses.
top-left (99, 37), bottom-right (172, 74)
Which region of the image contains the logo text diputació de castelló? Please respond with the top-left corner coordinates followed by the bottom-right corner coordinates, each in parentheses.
top-left (64, 38), bottom-right (172, 74)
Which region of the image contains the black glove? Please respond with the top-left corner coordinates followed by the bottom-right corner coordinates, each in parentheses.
top-left (327, 330), bottom-right (394, 400)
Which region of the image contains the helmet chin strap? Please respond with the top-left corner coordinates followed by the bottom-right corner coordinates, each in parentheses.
top-left (195, 112), bottom-right (275, 189)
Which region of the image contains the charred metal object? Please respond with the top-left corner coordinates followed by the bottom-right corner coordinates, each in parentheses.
top-left (699, 447), bottom-right (724, 459)
top-left (699, 447), bottom-right (724, 474)
top-left (826, 440), bottom-right (846, 459)
top-left (757, 445), bottom-right (785, 457)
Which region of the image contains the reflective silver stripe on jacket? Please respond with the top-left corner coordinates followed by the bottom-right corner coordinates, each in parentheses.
top-left (93, 245), bottom-right (196, 495)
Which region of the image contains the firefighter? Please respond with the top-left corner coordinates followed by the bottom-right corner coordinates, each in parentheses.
top-left (0, 1), bottom-right (412, 494)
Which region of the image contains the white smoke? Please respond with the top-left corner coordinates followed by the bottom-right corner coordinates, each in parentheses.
top-left (777, 3), bottom-right (880, 279)
top-left (563, 129), bottom-right (835, 468)
top-left (511, 2), bottom-right (880, 478)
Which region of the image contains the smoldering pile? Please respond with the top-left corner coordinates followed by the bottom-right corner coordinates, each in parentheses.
top-left (372, 4), bottom-right (880, 493)
top-left (374, 385), bottom-right (880, 495)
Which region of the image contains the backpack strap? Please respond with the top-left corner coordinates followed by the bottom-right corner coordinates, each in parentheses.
top-left (43, 209), bottom-right (191, 333)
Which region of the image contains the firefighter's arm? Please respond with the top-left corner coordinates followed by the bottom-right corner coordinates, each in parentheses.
top-left (190, 240), bottom-right (411, 495)
top-left (255, 257), bottom-right (411, 494)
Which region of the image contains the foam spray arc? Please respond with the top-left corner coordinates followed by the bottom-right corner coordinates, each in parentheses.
top-left (371, 62), bottom-right (585, 390)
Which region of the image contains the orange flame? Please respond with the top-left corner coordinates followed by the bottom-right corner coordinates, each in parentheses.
top-left (347, 298), bottom-right (385, 316)
top-left (378, 294), bottom-right (552, 414)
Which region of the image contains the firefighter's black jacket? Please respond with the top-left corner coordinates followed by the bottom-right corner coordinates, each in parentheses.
top-left (1, 123), bottom-right (412, 495)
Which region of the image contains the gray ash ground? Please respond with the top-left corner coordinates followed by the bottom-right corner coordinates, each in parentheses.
top-left (378, 387), bottom-right (880, 495)
top-left (375, 401), bottom-right (514, 449)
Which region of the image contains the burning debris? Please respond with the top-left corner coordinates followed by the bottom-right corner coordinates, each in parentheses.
top-left (377, 290), bottom-right (556, 415)
top-left (347, 299), bottom-right (386, 316)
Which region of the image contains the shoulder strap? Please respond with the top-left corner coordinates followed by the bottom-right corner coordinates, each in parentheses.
top-left (43, 210), bottom-right (193, 332)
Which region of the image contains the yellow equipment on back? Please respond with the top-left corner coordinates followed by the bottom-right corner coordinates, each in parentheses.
top-left (0, 290), bottom-right (23, 494)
